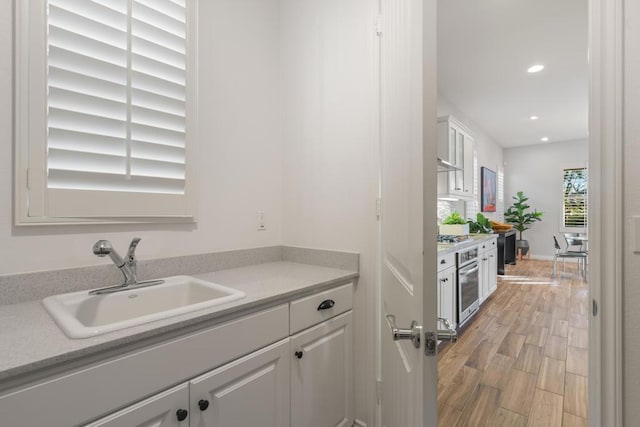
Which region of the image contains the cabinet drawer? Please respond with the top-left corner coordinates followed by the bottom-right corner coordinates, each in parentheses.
top-left (290, 283), bottom-right (353, 334)
top-left (479, 238), bottom-right (497, 252)
top-left (438, 252), bottom-right (456, 272)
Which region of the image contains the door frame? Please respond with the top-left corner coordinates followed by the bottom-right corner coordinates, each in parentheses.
top-left (588, 0), bottom-right (623, 425)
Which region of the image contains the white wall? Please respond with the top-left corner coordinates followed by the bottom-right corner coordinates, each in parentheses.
top-left (280, 0), bottom-right (378, 424)
top-left (437, 94), bottom-right (505, 223)
top-left (503, 139), bottom-right (588, 258)
top-left (0, 0), bottom-right (283, 274)
top-left (624, 0), bottom-right (640, 421)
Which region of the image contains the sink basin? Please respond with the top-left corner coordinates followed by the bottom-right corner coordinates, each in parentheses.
top-left (42, 276), bottom-right (246, 338)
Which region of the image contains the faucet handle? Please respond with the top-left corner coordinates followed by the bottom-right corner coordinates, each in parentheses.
top-left (127, 237), bottom-right (142, 262)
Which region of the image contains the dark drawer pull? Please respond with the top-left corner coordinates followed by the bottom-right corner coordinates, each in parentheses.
top-left (317, 299), bottom-right (335, 311)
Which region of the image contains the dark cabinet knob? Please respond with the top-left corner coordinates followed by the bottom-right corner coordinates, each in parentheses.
top-left (176, 409), bottom-right (188, 422)
top-left (317, 299), bottom-right (335, 311)
top-left (198, 399), bottom-right (210, 411)
top-left (295, 350), bottom-right (304, 359)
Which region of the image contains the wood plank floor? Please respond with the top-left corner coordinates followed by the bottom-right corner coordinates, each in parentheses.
top-left (438, 259), bottom-right (588, 426)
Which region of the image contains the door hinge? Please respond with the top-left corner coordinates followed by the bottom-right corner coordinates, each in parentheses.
top-left (376, 379), bottom-right (382, 405)
top-left (592, 299), bottom-right (598, 316)
top-left (376, 15), bottom-right (383, 36)
top-left (376, 198), bottom-right (382, 220)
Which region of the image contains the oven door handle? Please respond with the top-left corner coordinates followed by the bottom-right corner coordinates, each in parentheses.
top-left (459, 264), bottom-right (479, 275)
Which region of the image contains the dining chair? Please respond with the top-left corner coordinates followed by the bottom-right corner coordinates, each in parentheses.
top-left (563, 232), bottom-right (586, 253)
top-left (553, 235), bottom-right (588, 278)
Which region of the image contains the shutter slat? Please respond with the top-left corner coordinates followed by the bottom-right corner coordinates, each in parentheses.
top-left (131, 140), bottom-right (185, 163)
top-left (48, 170), bottom-right (185, 194)
top-left (49, 129), bottom-right (126, 157)
top-left (133, 2), bottom-right (185, 36)
top-left (132, 70), bottom-right (185, 101)
top-left (49, 46), bottom-right (127, 85)
top-left (133, 19), bottom-right (185, 54)
top-left (49, 87), bottom-right (126, 121)
top-left (131, 123), bottom-right (185, 148)
top-left (132, 88), bottom-right (185, 116)
top-left (49, 26), bottom-right (127, 68)
top-left (132, 105), bottom-right (184, 132)
top-left (48, 148), bottom-right (126, 175)
top-left (132, 53), bottom-right (185, 85)
top-left (49, 67), bottom-right (127, 103)
top-left (131, 158), bottom-right (185, 180)
top-left (49, 108), bottom-right (126, 138)
top-left (49, 0), bottom-right (127, 28)
top-left (133, 35), bottom-right (185, 69)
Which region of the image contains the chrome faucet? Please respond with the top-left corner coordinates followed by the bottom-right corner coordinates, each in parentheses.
top-left (92, 238), bottom-right (141, 286)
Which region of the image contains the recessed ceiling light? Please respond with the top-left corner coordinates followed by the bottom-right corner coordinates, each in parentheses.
top-left (530, 116), bottom-right (539, 120)
top-left (527, 64), bottom-right (545, 73)
top-left (541, 137), bottom-right (550, 142)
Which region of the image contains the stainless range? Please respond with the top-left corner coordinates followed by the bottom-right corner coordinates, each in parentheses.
top-left (457, 245), bottom-right (480, 327)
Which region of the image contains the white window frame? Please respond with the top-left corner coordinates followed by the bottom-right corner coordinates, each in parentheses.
top-left (14, 1), bottom-right (198, 225)
top-left (561, 166), bottom-right (588, 233)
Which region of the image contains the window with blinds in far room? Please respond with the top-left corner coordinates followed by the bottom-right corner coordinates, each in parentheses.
top-left (562, 167), bottom-right (588, 230)
top-left (14, 0), bottom-right (197, 223)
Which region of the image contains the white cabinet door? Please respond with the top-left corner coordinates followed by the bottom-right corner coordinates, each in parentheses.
top-left (438, 266), bottom-right (457, 330)
top-left (85, 383), bottom-right (189, 427)
top-left (437, 116), bottom-right (474, 200)
top-left (290, 311), bottom-right (353, 427)
top-left (462, 135), bottom-right (474, 195)
top-left (189, 338), bottom-right (291, 427)
top-left (479, 254), bottom-right (488, 304)
top-left (488, 248), bottom-right (498, 295)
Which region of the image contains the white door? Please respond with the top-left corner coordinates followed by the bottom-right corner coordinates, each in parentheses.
top-left (379, 0), bottom-right (438, 426)
top-left (189, 339), bottom-right (290, 427)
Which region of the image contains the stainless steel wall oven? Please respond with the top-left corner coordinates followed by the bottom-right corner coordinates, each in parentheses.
top-left (457, 246), bottom-right (479, 327)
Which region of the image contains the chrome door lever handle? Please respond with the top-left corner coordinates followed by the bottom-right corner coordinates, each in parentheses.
top-left (437, 317), bottom-right (458, 342)
top-left (386, 314), bottom-right (422, 348)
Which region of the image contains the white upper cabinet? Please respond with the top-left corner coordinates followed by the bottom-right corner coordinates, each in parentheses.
top-left (437, 116), bottom-right (475, 200)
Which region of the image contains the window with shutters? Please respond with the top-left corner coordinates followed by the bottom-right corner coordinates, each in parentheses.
top-left (15, 0), bottom-right (197, 224)
top-left (562, 167), bottom-right (588, 230)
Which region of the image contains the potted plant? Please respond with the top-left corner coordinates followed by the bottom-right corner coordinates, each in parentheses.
top-left (439, 211), bottom-right (469, 235)
top-left (504, 191), bottom-right (543, 256)
top-left (467, 213), bottom-right (493, 234)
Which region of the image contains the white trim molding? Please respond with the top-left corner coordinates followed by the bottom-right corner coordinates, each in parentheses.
top-left (589, 0), bottom-right (624, 425)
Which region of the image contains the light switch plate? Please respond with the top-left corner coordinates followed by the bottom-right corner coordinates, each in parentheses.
top-left (634, 216), bottom-right (640, 253)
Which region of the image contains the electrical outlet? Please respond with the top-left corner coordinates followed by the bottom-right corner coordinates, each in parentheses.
top-left (257, 210), bottom-right (266, 231)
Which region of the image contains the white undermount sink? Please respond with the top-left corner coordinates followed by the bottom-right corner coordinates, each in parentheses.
top-left (42, 276), bottom-right (246, 339)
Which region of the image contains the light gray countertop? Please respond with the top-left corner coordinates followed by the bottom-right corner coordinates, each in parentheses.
top-left (0, 261), bottom-right (358, 385)
top-left (437, 233), bottom-right (498, 255)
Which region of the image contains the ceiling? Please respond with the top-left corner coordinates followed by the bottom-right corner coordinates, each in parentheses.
top-left (437, 0), bottom-right (588, 148)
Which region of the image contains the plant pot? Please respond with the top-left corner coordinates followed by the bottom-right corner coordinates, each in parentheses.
top-left (439, 224), bottom-right (470, 236)
top-left (516, 239), bottom-right (530, 255)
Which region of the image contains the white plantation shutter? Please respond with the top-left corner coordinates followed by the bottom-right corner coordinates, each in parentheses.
top-left (47, 0), bottom-right (186, 196)
top-left (562, 168), bottom-right (588, 229)
top-left (14, 0), bottom-right (196, 221)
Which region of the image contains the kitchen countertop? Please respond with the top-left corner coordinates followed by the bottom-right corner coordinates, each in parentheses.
top-left (0, 261), bottom-right (358, 385)
top-left (437, 233), bottom-right (498, 255)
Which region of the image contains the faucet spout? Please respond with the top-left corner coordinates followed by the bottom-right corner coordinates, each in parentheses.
top-left (92, 239), bottom-right (140, 286)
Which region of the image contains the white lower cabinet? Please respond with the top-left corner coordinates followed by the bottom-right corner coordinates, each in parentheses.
top-left (437, 266), bottom-right (457, 330)
top-left (437, 252), bottom-right (457, 330)
top-left (0, 284), bottom-right (354, 427)
top-left (290, 311), bottom-right (353, 427)
top-left (479, 238), bottom-right (498, 304)
top-left (189, 339), bottom-right (291, 427)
